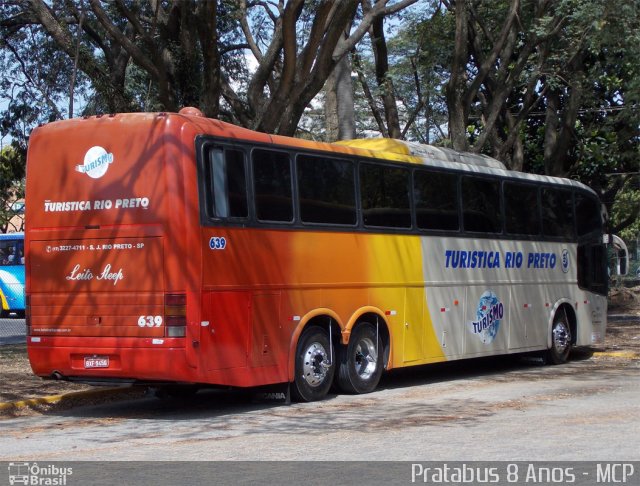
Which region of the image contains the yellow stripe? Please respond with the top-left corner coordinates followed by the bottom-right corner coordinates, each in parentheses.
top-left (0, 289), bottom-right (8, 311)
top-left (593, 351), bottom-right (639, 359)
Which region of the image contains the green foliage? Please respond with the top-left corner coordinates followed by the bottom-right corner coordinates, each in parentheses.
top-left (0, 145), bottom-right (26, 233)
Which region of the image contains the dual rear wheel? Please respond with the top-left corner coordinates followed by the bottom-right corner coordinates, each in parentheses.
top-left (291, 322), bottom-right (384, 402)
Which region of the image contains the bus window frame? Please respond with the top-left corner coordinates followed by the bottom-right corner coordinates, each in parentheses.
top-left (412, 166), bottom-right (462, 234)
top-left (358, 160), bottom-right (413, 230)
top-left (196, 135), bottom-right (600, 247)
top-left (250, 147), bottom-right (296, 225)
top-left (503, 180), bottom-right (543, 238)
top-left (460, 174), bottom-right (505, 236)
top-left (296, 153), bottom-right (358, 229)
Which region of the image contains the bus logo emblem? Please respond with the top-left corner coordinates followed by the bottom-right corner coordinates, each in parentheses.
top-left (76, 146), bottom-right (114, 179)
top-left (561, 249), bottom-right (570, 273)
top-left (468, 290), bottom-right (504, 344)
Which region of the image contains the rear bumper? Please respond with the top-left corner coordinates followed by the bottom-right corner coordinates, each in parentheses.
top-left (27, 336), bottom-right (193, 383)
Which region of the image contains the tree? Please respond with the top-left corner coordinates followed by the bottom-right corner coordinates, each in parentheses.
top-left (1, 0), bottom-right (418, 138)
top-left (438, 0), bottom-right (639, 233)
top-left (0, 145), bottom-right (25, 233)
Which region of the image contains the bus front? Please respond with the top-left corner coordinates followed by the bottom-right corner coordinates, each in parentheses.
top-left (25, 113), bottom-right (194, 384)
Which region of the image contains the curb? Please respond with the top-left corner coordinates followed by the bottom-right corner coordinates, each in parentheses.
top-left (0, 387), bottom-right (136, 413)
top-left (592, 350), bottom-right (639, 359)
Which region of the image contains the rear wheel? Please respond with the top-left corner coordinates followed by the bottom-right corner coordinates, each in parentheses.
top-left (291, 326), bottom-right (335, 402)
top-left (546, 312), bottom-right (572, 364)
top-left (337, 322), bottom-right (383, 394)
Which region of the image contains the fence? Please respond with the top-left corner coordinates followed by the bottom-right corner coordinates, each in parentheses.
top-left (0, 315), bottom-right (25, 344)
top-left (0, 282), bottom-right (25, 344)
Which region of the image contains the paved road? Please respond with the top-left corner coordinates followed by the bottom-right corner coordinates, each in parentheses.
top-left (1, 351), bottom-right (638, 462)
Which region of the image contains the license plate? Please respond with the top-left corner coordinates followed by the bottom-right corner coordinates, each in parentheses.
top-left (84, 356), bottom-right (109, 369)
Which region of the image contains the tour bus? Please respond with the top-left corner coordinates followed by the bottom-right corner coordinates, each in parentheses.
top-left (24, 108), bottom-right (627, 401)
top-left (0, 232), bottom-right (25, 317)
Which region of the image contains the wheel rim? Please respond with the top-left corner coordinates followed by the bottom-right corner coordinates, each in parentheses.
top-left (552, 321), bottom-right (571, 355)
top-left (302, 342), bottom-right (330, 387)
top-left (354, 337), bottom-right (378, 380)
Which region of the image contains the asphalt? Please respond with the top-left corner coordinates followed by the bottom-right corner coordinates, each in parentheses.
top-left (1, 315), bottom-right (637, 414)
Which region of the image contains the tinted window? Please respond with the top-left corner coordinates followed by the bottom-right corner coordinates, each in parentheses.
top-left (461, 177), bottom-right (502, 233)
top-left (504, 182), bottom-right (540, 235)
top-left (205, 147), bottom-right (248, 219)
top-left (578, 243), bottom-right (607, 295)
top-left (575, 192), bottom-right (602, 237)
top-left (297, 155), bottom-right (356, 225)
top-left (0, 238), bottom-right (24, 266)
top-left (252, 149), bottom-right (293, 222)
top-left (414, 170), bottom-right (459, 231)
top-left (542, 188), bottom-right (574, 238)
top-left (360, 163), bottom-right (411, 228)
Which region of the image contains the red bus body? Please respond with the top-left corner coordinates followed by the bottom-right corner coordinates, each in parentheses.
top-left (26, 112), bottom-right (304, 387)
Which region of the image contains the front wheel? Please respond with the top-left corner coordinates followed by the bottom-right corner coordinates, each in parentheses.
top-left (337, 322), bottom-right (384, 394)
top-left (546, 313), bottom-right (572, 365)
top-left (291, 326), bottom-right (335, 402)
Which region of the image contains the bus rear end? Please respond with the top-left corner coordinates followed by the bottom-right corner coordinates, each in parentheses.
top-left (25, 113), bottom-right (194, 384)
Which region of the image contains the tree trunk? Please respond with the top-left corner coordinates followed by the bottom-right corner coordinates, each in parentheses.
top-left (326, 53), bottom-right (355, 141)
top-left (446, 0), bottom-right (469, 151)
top-left (371, 15), bottom-right (401, 139)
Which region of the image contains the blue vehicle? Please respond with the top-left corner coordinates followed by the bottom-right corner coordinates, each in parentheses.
top-left (0, 232), bottom-right (25, 317)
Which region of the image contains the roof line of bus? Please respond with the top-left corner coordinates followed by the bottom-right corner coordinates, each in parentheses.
top-left (176, 111), bottom-right (596, 197)
top-left (42, 110), bottom-right (596, 197)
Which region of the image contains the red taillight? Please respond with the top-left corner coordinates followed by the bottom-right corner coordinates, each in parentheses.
top-left (165, 293), bottom-right (187, 306)
top-left (165, 293), bottom-right (186, 337)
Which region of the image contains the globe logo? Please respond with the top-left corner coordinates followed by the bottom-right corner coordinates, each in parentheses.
top-left (561, 249), bottom-right (570, 273)
top-left (468, 290), bottom-right (504, 344)
top-left (75, 146), bottom-right (114, 179)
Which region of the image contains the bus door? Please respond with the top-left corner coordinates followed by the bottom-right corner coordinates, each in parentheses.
top-left (402, 287), bottom-right (424, 362)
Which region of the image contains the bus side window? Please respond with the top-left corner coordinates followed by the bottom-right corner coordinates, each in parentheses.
top-left (542, 188), bottom-right (575, 239)
top-left (578, 243), bottom-right (607, 295)
top-left (297, 155), bottom-right (356, 226)
top-left (207, 148), bottom-right (248, 219)
top-left (252, 149), bottom-right (293, 223)
top-left (575, 192), bottom-right (602, 237)
top-left (504, 182), bottom-right (540, 236)
top-left (461, 176), bottom-right (502, 233)
top-left (414, 169), bottom-right (459, 231)
top-left (360, 163), bottom-right (411, 229)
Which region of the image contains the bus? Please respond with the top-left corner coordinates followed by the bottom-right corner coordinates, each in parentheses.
top-left (0, 232), bottom-right (25, 318)
top-left (25, 108), bottom-right (628, 401)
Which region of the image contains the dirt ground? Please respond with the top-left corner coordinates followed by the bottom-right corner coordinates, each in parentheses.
top-left (1, 287), bottom-right (639, 409)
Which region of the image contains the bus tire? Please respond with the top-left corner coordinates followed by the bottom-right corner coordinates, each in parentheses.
top-left (337, 322), bottom-right (383, 394)
top-left (291, 326), bottom-right (335, 402)
top-left (546, 312), bottom-right (572, 365)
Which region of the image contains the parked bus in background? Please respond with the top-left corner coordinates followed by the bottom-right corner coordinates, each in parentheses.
top-left (0, 232), bottom-right (25, 318)
top-left (24, 108), bottom-right (628, 401)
